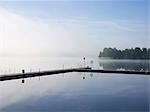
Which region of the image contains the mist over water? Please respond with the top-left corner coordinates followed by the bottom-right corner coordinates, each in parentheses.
top-left (0, 57), bottom-right (149, 111)
top-left (0, 56), bottom-right (149, 75)
top-left (0, 56), bottom-right (98, 75)
top-left (99, 59), bottom-right (150, 72)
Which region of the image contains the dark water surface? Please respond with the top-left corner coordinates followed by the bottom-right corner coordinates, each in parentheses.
top-left (0, 57), bottom-right (149, 112)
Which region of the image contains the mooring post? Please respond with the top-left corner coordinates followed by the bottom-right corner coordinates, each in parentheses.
top-left (22, 69), bottom-right (25, 74)
top-left (22, 69), bottom-right (25, 83)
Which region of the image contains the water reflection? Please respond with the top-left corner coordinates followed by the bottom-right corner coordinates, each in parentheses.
top-left (0, 72), bottom-right (149, 112)
top-left (99, 60), bottom-right (150, 72)
top-left (0, 58), bottom-right (149, 112)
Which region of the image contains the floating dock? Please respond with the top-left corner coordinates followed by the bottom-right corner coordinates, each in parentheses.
top-left (0, 67), bottom-right (149, 81)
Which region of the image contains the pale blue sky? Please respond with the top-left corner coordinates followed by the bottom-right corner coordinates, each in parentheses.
top-left (0, 0), bottom-right (149, 57)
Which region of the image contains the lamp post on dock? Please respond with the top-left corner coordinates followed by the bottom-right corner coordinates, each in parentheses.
top-left (83, 57), bottom-right (85, 68)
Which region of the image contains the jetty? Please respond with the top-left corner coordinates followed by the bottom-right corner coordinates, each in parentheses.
top-left (0, 67), bottom-right (149, 81)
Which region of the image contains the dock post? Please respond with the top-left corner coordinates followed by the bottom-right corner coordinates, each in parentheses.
top-left (22, 69), bottom-right (25, 83)
top-left (22, 69), bottom-right (25, 74)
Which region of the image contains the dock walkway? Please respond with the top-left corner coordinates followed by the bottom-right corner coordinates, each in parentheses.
top-left (0, 67), bottom-right (149, 81)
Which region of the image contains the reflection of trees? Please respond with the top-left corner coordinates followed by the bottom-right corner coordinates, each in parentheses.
top-left (99, 60), bottom-right (150, 72)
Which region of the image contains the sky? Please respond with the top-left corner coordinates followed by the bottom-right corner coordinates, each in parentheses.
top-left (0, 0), bottom-right (149, 57)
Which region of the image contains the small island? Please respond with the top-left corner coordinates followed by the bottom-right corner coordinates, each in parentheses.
top-left (99, 47), bottom-right (150, 59)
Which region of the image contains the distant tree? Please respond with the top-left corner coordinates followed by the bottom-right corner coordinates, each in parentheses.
top-left (99, 47), bottom-right (150, 59)
top-left (142, 48), bottom-right (147, 59)
top-left (148, 48), bottom-right (150, 59)
top-left (134, 47), bottom-right (142, 59)
top-left (123, 49), bottom-right (130, 59)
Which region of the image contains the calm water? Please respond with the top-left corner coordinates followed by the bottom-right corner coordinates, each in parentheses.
top-left (0, 57), bottom-right (149, 112)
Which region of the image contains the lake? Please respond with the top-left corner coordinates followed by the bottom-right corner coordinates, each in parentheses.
top-left (0, 57), bottom-right (149, 112)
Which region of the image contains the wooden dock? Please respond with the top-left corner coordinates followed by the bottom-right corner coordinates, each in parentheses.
top-left (0, 68), bottom-right (77, 81)
top-left (0, 67), bottom-right (149, 81)
top-left (74, 69), bottom-right (150, 75)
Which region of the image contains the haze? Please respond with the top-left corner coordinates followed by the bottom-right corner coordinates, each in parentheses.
top-left (0, 1), bottom-right (149, 57)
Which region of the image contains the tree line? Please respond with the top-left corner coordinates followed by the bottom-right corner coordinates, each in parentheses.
top-left (99, 47), bottom-right (150, 59)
